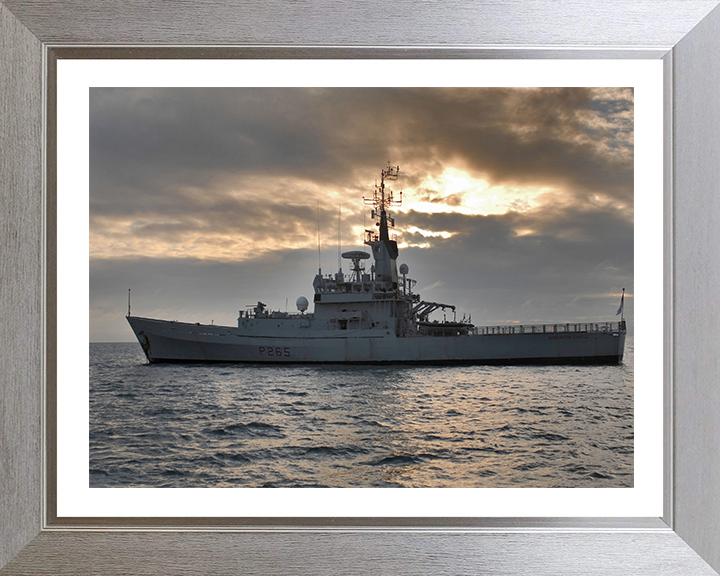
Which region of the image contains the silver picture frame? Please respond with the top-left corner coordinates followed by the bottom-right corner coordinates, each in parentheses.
top-left (2, 1), bottom-right (720, 574)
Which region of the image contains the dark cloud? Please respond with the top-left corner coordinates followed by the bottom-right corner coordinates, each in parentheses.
top-left (400, 206), bottom-right (631, 304)
top-left (90, 87), bottom-right (632, 206)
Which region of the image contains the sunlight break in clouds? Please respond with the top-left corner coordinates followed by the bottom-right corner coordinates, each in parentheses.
top-left (402, 167), bottom-right (553, 218)
top-left (405, 226), bottom-right (454, 239)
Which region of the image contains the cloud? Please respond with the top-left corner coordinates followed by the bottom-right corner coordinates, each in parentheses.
top-left (89, 87), bottom-right (633, 340)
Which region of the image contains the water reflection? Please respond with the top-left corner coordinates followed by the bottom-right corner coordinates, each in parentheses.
top-left (90, 340), bottom-right (633, 487)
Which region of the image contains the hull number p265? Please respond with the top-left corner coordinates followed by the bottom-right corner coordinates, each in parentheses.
top-left (259, 346), bottom-right (291, 357)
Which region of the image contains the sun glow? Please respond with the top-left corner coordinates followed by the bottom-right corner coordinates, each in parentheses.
top-left (406, 226), bottom-right (454, 239)
top-left (397, 241), bottom-right (430, 249)
top-left (514, 229), bottom-right (535, 237)
top-left (401, 167), bottom-right (552, 217)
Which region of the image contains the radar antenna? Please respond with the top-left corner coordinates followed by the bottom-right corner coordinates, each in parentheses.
top-left (342, 250), bottom-right (371, 282)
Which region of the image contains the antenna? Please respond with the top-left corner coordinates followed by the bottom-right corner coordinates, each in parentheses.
top-left (337, 203), bottom-right (341, 272)
top-left (127, 288), bottom-right (131, 317)
top-left (363, 208), bottom-right (366, 253)
top-left (363, 163), bottom-right (402, 244)
top-left (317, 201), bottom-right (321, 274)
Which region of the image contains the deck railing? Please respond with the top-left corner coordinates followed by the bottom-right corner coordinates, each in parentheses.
top-left (472, 321), bottom-right (625, 336)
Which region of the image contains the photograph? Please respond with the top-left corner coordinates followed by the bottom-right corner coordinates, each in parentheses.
top-left (88, 86), bottom-right (634, 489)
top-left (6, 1), bottom-right (720, 573)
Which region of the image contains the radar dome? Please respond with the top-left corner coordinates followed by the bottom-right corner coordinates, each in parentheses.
top-left (296, 296), bottom-right (309, 312)
top-left (399, 263), bottom-right (409, 275)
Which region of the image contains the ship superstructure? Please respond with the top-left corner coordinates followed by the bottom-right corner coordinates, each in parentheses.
top-left (127, 165), bottom-right (626, 364)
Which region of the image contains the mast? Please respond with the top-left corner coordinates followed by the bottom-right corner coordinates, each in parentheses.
top-left (364, 164), bottom-right (402, 288)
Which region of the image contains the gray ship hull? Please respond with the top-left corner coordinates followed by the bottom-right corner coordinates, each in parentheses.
top-left (127, 316), bottom-right (626, 365)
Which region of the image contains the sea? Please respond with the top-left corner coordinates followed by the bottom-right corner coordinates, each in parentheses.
top-left (89, 338), bottom-right (633, 488)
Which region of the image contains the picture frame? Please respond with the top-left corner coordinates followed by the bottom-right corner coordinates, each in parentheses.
top-left (2, 1), bottom-right (719, 574)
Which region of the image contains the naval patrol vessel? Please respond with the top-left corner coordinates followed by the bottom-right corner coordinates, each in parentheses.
top-left (127, 164), bottom-right (626, 364)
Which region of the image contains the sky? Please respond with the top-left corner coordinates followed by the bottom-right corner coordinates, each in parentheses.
top-left (89, 87), bottom-right (634, 342)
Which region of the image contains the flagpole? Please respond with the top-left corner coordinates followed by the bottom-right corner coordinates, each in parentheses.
top-left (615, 287), bottom-right (625, 329)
